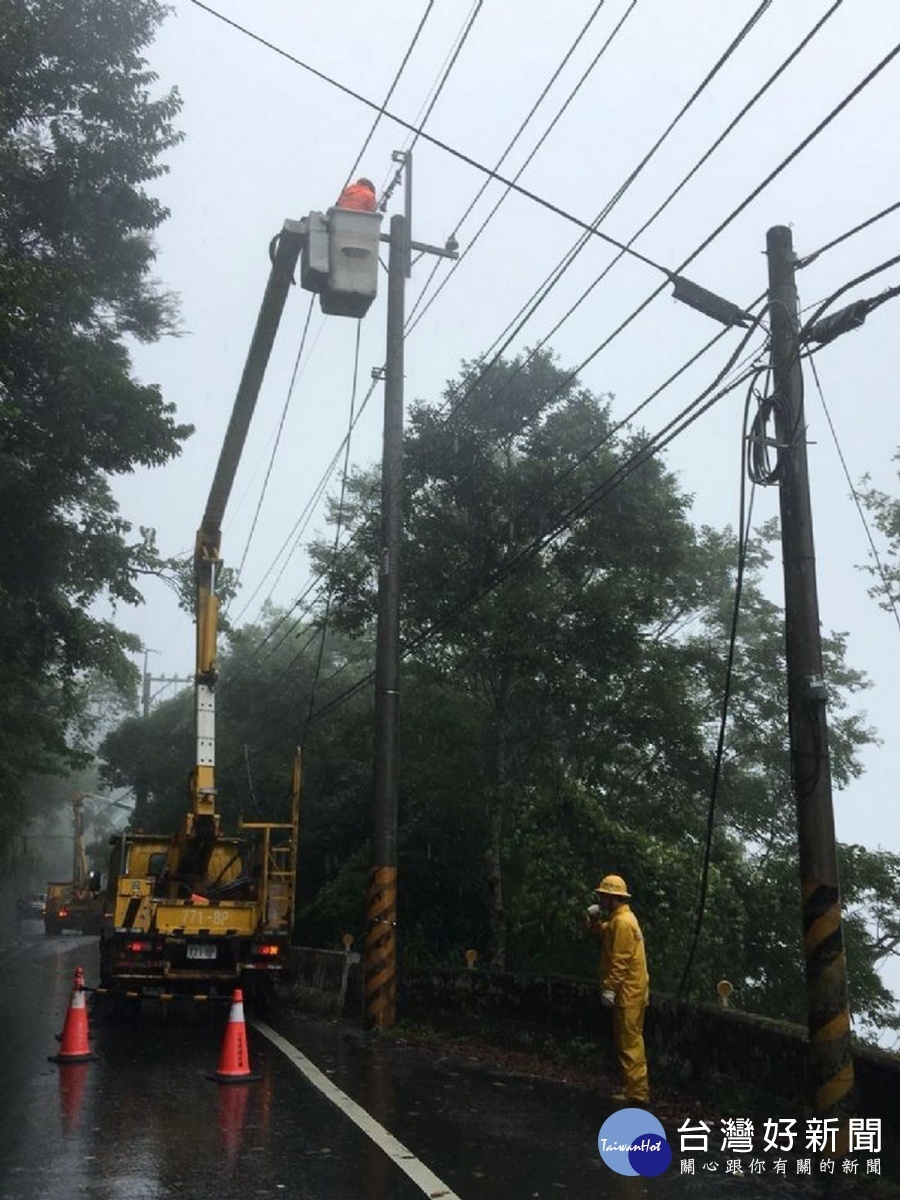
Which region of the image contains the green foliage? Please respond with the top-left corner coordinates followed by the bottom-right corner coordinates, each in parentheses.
top-left (0, 0), bottom-right (190, 845)
top-left (100, 349), bottom-right (899, 1038)
top-left (859, 454), bottom-right (900, 613)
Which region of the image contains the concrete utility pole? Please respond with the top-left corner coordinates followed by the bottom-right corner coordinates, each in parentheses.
top-left (365, 214), bottom-right (406, 1032)
top-left (136, 662), bottom-right (191, 826)
top-left (766, 225), bottom-right (855, 1122)
top-left (364, 157), bottom-right (457, 1030)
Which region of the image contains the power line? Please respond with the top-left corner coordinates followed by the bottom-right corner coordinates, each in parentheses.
top-left (243, 371), bottom-right (382, 650)
top-left (678, 373), bottom-right (762, 1002)
top-left (380, 0), bottom-right (483, 209)
top-left (187, 0), bottom-right (675, 278)
top-left (807, 350), bottom-right (900, 639)
top-left (406, 0), bottom-right (775, 339)
top-left (404, 0), bottom-right (639, 331)
top-left (199, 10), bottom-right (900, 738)
top-left (797, 198), bottom-right (900, 269)
top-left (225, 266), bottom-right (900, 760)
top-left (196, 3), bottom-right (878, 653)
top-left (342, 1), bottom-right (435, 194)
top-left (245, 2), bottom-right (622, 653)
top-left (481, 0), bottom-right (842, 364)
top-left (421, 2), bottom-right (861, 453)
top-left (230, 292), bottom-right (316, 595)
top-left (496, 36), bottom-right (900, 442)
top-left (302, 320), bottom-right (364, 736)
top-left (304, 326), bottom-right (766, 728)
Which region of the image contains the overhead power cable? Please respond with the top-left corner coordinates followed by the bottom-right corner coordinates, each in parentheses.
top-left (223, 21), bottom-right (900, 732)
top-left (467, 0), bottom-right (840, 362)
top-left (807, 355), bottom-right (900, 638)
top-left (230, 292), bottom-right (316, 595)
top-left (677, 373), bottom-right (762, 1002)
top-left (341, 0), bottom-right (435, 194)
top-left (304, 324), bottom-right (766, 728)
top-left (407, 0), bottom-right (772, 338)
top-left (797, 197), bottom-right (900, 269)
top-left (187, 0), bottom-right (677, 278)
top-left (380, 0), bottom-right (483, 208)
top-left (244, 370), bottom-right (382, 649)
top-left (405, 0), bottom-right (639, 331)
top-left (799, 252), bottom-right (900, 343)
top-left (403, 0), bottom-right (627, 330)
top-left (426, 0), bottom-right (852, 442)
top-left (480, 35), bottom-right (900, 442)
top-left (301, 320), bottom-right (364, 735)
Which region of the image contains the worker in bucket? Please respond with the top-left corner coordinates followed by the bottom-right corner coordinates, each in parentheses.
top-left (336, 176), bottom-right (377, 211)
top-left (585, 874), bottom-right (650, 1104)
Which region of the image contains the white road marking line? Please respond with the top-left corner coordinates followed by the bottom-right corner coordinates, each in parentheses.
top-left (252, 1019), bottom-right (462, 1200)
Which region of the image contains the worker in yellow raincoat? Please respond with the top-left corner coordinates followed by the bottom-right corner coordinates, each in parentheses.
top-left (585, 874), bottom-right (650, 1104)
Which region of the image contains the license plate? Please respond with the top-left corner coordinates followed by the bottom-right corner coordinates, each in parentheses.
top-left (187, 943), bottom-right (217, 961)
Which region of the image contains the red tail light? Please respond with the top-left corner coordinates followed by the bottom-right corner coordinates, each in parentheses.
top-left (126, 940), bottom-right (153, 953)
top-left (255, 944), bottom-right (280, 957)
top-left (58, 908), bottom-right (69, 917)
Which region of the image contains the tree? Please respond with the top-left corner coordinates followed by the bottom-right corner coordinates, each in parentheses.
top-left (859, 452), bottom-right (900, 614)
top-left (0, 0), bottom-right (190, 844)
top-left (310, 350), bottom-right (739, 968)
top-left (98, 348), bottom-right (899, 1036)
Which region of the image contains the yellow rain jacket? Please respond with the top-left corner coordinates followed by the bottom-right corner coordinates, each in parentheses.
top-left (599, 903), bottom-right (649, 1007)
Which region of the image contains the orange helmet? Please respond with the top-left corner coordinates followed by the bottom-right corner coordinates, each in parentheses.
top-left (593, 874), bottom-right (630, 898)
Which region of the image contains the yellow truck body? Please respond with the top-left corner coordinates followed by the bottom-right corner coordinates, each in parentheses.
top-left (98, 801), bottom-right (297, 1002)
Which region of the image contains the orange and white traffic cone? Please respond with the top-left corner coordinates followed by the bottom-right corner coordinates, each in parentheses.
top-left (207, 989), bottom-right (260, 1084)
top-left (49, 967), bottom-right (96, 1064)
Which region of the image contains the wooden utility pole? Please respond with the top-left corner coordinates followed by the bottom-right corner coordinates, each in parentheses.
top-left (766, 224), bottom-right (854, 1122)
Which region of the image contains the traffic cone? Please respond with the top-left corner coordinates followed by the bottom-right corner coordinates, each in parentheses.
top-left (207, 989), bottom-right (260, 1083)
top-left (49, 967), bottom-right (96, 1064)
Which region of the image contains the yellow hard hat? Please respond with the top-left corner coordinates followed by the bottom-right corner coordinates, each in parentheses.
top-left (593, 874), bottom-right (630, 898)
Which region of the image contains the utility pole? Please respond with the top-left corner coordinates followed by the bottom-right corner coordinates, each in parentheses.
top-left (135, 658), bottom-right (191, 827)
top-left (365, 213), bottom-right (406, 1031)
top-left (766, 225), bottom-right (855, 1124)
top-left (363, 158), bottom-right (457, 1030)
top-left (141, 650), bottom-right (153, 719)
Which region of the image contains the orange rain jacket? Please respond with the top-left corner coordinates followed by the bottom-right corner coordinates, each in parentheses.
top-left (336, 181), bottom-right (377, 211)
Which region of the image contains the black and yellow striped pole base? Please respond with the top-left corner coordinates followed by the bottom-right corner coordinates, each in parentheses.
top-left (803, 880), bottom-right (855, 1149)
top-left (364, 865), bottom-right (397, 1030)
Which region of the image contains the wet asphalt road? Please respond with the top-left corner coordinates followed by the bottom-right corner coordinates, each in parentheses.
top-left (0, 925), bottom-right (871, 1199)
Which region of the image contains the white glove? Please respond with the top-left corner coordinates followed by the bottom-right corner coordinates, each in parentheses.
top-left (587, 904), bottom-right (601, 917)
top-left (601, 989), bottom-right (615, 1008)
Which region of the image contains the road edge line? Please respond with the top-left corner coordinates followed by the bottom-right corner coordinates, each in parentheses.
top-left (252, 1018), bottom-right (462, 1199)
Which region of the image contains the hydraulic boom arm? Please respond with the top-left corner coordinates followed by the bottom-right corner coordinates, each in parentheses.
top-left (188, 220), bottom-right (306, 841)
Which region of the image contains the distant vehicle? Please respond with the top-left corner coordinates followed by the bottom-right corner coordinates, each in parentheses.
top-left (44, 794), bottom-right (110, 936)
top-left (44, 874), bottom-right (106, 936)
top-left (44, 881), bottom-right (73, 935)
top-left (16, 893), bottom-right (46, 921)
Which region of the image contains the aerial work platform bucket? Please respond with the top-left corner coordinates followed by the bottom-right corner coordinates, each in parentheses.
top-left (301, 208), bottom-right (382, 318)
